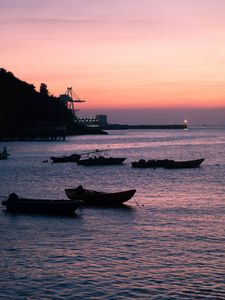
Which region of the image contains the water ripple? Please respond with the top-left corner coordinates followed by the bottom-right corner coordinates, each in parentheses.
top-left (1, 129), bottom-right (225, 299)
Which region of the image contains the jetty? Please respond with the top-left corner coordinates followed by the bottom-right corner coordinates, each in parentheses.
top-left (99, 124), bottom-right (187, 130)
top-left (0, 123), bottom-right (66, 141)
top-left (74, 115), bottom-right (188, 130)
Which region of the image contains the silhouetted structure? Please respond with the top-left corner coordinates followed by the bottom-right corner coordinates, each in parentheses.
top-left (0, 69), bottom-right (106, 139)
top-left (0, 69), bottom-right (72, 140)
top-left (100, 124), bottom-right (187, 130)
top-left (74, 114), bottom-right (187, 130)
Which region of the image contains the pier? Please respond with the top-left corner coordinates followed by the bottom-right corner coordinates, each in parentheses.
top-left (0, 123), bottom-right (66, 141)
top-left (100, 124), bottom-right (187, 130)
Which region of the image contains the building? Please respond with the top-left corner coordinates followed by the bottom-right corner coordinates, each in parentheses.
top-left (74, 115), bottom-right (108, 128)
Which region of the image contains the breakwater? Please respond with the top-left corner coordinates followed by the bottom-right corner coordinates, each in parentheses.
top-left (101, 124), bottom-right (187, 130)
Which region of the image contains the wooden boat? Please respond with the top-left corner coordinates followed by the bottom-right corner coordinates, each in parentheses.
top-left (0, 147), bottom-right (9, 160)
top-left (164, 158), bottom-right (205, 169)
top-left (132, 159), bottom-right (174, 168)
top-left (132, 158), bottom-right (204, 169)
top-left (77, 149), bottom-right (126, 166)
top-left (77, 156), bottom-right (126, 166)
top-left (65, 186), bottom-right (136, 206)
top-left (50, 153), bottom-right (81, 163)
top-left (1, 193), bottom-right (82, 214)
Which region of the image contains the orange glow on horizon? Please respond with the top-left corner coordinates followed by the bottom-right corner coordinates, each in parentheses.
top-left (1, 0), bottom-right (225, 118)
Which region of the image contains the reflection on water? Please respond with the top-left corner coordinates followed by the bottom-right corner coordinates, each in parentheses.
top-left (1, 128), bottom-right (225, 299)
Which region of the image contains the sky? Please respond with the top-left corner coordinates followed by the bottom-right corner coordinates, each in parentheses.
top-left (1, 0), bottom-right (225, 125)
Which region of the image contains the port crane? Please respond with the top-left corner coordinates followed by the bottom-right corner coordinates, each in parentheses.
top-left (59, 87), bottom-right (85, 117)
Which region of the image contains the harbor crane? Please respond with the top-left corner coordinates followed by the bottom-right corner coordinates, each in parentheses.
top-left (59, 87), bottom-right (86, 117)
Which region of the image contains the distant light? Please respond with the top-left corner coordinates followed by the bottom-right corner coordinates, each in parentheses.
top-left (184, 119), bottom-right (188, 124)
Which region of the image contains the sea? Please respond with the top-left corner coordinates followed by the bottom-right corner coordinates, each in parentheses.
top-left (0, 127), bottom-right (225, 300)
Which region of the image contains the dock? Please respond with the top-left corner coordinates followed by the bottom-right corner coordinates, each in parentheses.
top-left (99, 124), bottom-right (187, 130)
top-left (0, 123), bottom-right (66, 141)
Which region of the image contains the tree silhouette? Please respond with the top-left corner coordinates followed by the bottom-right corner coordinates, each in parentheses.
top-left (40, 83), bottom-right (49, 96)
top-left (0, 68), bottom-right (73, 124)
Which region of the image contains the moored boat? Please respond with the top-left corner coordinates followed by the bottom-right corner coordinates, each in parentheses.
top-left (78, 156), bottom-right (126, 166)
top-left (77, 149), bottom-right (126, 166)
top-left (1, 193), bottom-right (82, 214)
top-left (0, 147), bottom-right (9, 160)
top-left (65, 186), bottom-right (136, 206)
top-left (131, 158), bottom-right (204, 169)
top-left (131, 159), bottom-right (174, 168)
top-left (164, 158), bottom-right (205, 169)
top-left (50, 153), bottom-right (81, 163)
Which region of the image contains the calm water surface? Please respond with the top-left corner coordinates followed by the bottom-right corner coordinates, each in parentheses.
top-left (1, 127), bottom-right (225, 299)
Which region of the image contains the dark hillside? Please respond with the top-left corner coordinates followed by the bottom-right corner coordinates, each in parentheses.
top-left (0, 69), bottom-right (107, 139)
top-left (0, 68), bottom-right (73, 124)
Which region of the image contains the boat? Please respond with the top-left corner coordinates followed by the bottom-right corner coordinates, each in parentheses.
top-left (132, 158), bottom-right (204, 169)
top-left (50, 153), bottom-right (81, 163)
top-left (77, 156), bottom-right (126, 166)
top-left (164, 158), bottom-right (205, 169)
top-left (77, 149), bottom-right (126, 166)
top-left (0, 147), bottom-right (9, 160)
top-left (131, 159), bottom-right (174, 168)
top-left (1, 193), bottom-right (82, 214)
top-left (65, 185), bottom-right (136, 206)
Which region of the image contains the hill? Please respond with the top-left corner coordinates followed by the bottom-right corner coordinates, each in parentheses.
top-left (0, 69), bottom-right (107, 139)
top-left (0, 68), bottom-right (73, 124)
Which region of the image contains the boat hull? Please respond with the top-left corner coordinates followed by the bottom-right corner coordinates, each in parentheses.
top-left (65, 188), bottom-right (136, 206)
top-left (50, 154), bottom-right (81, 163)
top-left (2, 195), bottom-right (82, 214)
top-left (77, 157), bottom-right (126, 166)
top-left (0, 153), bottom-right (9, 160)
top-left (132, 158), bottom-right (204, 169)
top-left (164, 158), bottom-right (205, 169)
top-left (0, 147), bottom-right (9, 159)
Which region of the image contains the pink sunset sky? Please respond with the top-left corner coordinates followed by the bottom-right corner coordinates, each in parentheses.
top-left (1, 0), bottom-right (225, 124)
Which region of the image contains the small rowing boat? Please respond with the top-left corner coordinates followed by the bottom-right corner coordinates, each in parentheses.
top-left (65, 186), bottom-right (136, 206)
top-left (131, 158), bottom-right (205, 169)
top-left (50, 153), bottom-right (81, 163)
top-left (2, 193), bottom-right (82, 214)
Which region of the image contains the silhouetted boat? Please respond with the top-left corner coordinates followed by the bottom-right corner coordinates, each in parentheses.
top-left (2, 193), bottom-right (82, 214)
top-left (0, 147), bottom-right (9, 160)
top-left (132, 158), bottom-right (204, 169)
top-left (164, 158), bottom-right (205, 169)
top-left (78, 156), bottom-right (126, 166)
top-left (77, 149), bottom-right (126, 166)
top-left (132, 159), bottom-right (174, 168)
top-left (65, 186), bottom-right (136, 206)
top-left (50, 153), bottom-right (81, 163)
